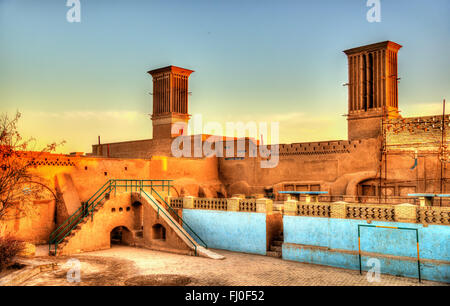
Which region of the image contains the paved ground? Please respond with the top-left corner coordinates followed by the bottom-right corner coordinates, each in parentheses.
top-left (22, 245), bottom-right (446, 286)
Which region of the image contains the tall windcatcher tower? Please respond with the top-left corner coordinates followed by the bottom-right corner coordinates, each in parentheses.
top-left (344, 41), bottom-right (402, 140)
top-left (148, 65), bottom-right (194, 139)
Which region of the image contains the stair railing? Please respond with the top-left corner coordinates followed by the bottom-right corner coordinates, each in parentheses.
top-left (140, 189), bottom-right (200, 256)
top-left (48, 179), bottom-right (206, 255)
top-left (49, 180), bottom-right (114, 254)
top-left (150, 187), bottom-right (207, 249)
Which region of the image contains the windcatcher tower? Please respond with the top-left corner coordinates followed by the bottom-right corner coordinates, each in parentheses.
top-left (344, 41), bottom-right (402, 140)
top-left (148, 65), bottom-right (194, 139)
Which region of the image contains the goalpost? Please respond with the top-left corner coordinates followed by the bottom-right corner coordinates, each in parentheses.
top-left (357, 224), bottom-right (421, 282)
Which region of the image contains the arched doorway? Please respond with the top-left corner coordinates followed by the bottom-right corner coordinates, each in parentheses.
top-left (110, 226), bottom-right (133, 246)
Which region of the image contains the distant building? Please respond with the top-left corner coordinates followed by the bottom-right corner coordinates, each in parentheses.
top-left (87, 41), bottom-right (448, 203)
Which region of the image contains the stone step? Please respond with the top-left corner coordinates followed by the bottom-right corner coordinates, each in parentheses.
top-left (270, 245), bottom-right (282, 252)
top-left (266, 251), bottom-right (282, 258)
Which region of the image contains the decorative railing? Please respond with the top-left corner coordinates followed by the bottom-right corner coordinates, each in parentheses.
top-left (193, 198), bottom-right (228, 210)
top-left (170, 197), bottom-right (260, 212)
top-left (345, 204), bottom-right (395, 222)
top-left (171, 195), bottom-right (450, 225)
top-left (416, 207), bottom-right (450, 225)
top-left (315, 195), bottom-right (417, 205)
top-left (141, 189), bottom-right (207, 255)
top-left (170, 197), bottom-right (184, 208)
top-left (296, 202), bottom-right (331, 218)
top-left (239, 199), bottom-right (256, 212)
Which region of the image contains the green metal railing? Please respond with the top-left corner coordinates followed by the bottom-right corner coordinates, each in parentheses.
top-left (149, 186), bottom-right (207, 249)
top-left (140, 189), bottom-right (204, 256)
top-left (49, 180), bottom-right (114, 254)
top-left (48, 179), bottom-right (205, 255)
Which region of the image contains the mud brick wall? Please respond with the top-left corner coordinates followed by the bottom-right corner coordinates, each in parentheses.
top-left (386, 115), bottom-right (450, 151)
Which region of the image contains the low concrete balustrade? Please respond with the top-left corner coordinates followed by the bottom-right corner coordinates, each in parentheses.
top-left (169, 196), bottom-right (273, 213)
top-left (194, 198), bottom-right (228, 210)
top-left (168, 197), bottom-right (183, 208)
top-left (283, 199), bottom-right (450, 225)
top-left (170, 196), bottom-right (450, 224)
top-left (416, 206), bottom-right (450, 225)
top-left (284, 200), bottom-right (330, 218)
top-left (239, 199), bottom-right (256, 212)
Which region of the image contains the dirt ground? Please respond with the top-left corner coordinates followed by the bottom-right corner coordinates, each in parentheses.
top-left (19, 245), bottom-right (448, 286)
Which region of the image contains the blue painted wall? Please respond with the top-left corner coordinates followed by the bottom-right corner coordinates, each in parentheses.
top-left (283, 216), bottom-right (450, 283)
top-left (182, 209), bottom-right (267, 255)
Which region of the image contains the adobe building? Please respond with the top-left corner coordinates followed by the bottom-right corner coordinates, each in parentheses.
top-left (89, 41), bottom-right (449, 204)
top-left (1, 39), bottom-right (449, 255)
top-left (1, 41), bottom-right (448, 281)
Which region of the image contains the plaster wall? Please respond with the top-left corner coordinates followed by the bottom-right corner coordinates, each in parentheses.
top-left (182, 209), bottom-right (267, 255)
top-left (282, 215), bottom-right (450, 283)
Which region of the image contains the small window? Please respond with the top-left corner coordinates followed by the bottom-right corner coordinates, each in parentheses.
top-left (85, 166), bottom-right (88, 170)
top-left (104, 172), bottom-right (107, 176)
top-left (119, 207), bottom-right (123, 212)
top-left (152, 224), bottom-right (166, 240)
top-left (111, 208), bottom-right (116, 212)
top-left (124, 166), bottom-right (128, 171)
top-left (126, 207), bottom-right (130, 211)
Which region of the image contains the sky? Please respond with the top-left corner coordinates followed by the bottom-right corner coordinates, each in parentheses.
top-left (1, 0), bottom-right (449, 153)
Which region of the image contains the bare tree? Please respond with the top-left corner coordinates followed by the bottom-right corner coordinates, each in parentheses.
top-left (0, 111), bottom-right (64, 220)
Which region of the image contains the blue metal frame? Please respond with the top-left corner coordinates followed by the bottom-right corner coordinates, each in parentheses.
top-left (278, 191), bottom-right (328, 195)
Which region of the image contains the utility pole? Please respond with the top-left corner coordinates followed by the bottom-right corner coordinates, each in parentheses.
top-left (379, 107), bottom-right (386, 204)
top-left (440, 99), bottom-right (446, 206)
top-left (384, 117), bottom-right (388, 204)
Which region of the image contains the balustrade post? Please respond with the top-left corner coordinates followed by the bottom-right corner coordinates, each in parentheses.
top-left (394, 203), bottom-right (417, 223)
top-left (256, 198), bottom-right (273, 213)
top-left (227, 197), bottom-right (240, 211)
top-left (330, 202), bottom-right (347, 219)
top-left (183, 196), bottom-right (194, 209)
top-left (284, 199), bottom-right (298, 216)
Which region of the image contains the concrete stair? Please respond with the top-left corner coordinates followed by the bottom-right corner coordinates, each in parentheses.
top-left (140, 192), bottom-right (224, 260)
top-left (49, 199), bottom-right (107, 256)
top-left (267, 233), bottom-right (283, 258)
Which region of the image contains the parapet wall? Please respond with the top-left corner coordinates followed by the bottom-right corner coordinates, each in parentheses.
top-left (283, 216), bottom-right (450, 283)
top-left (278, 140), bottom-right (362, 155)
top-left (386, 115), bottom-right (450, 151)
top-left (182, 209), bottom-right (267, 255)
top-left (91, 139), bottom-right (155, 159)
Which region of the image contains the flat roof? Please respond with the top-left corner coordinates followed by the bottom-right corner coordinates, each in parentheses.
top-left (147, 65), bottom-right (194, 76)
top-left (278, 191), bottom-right (328, 195)
top-left (343, 41), bottom-right (402, 55)
top-left (408, 193), bottom-right (450, 197)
